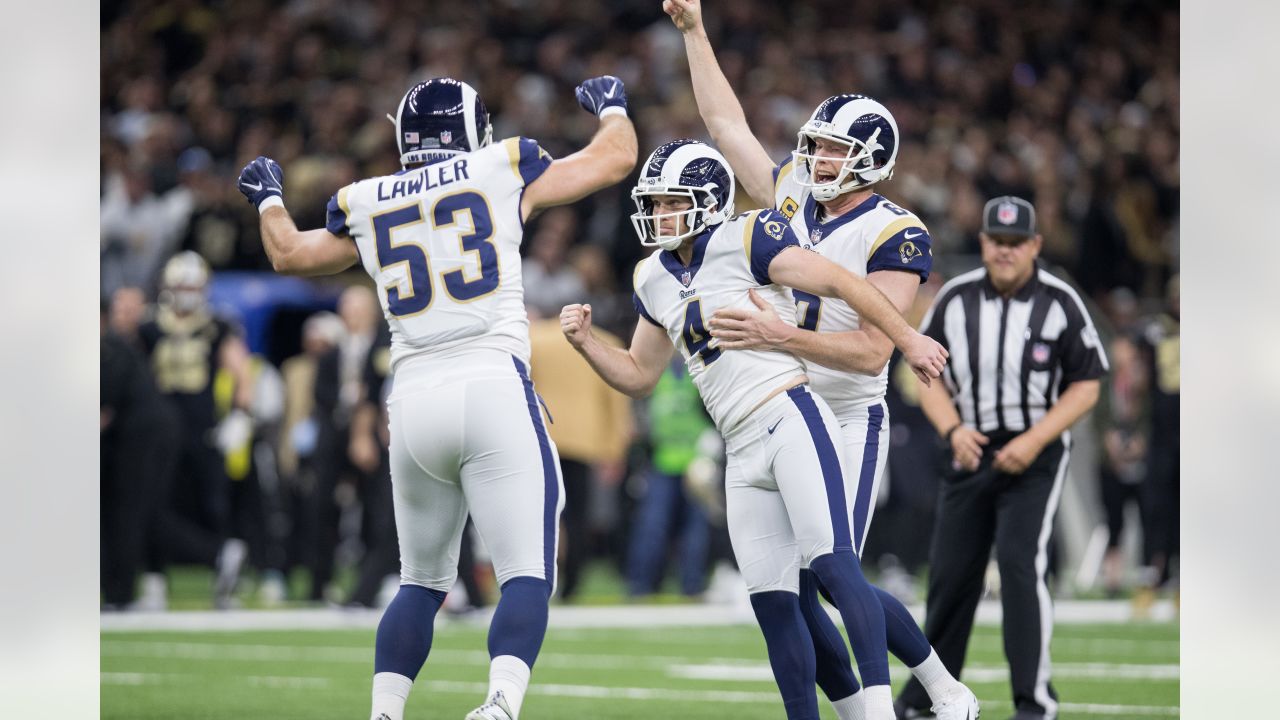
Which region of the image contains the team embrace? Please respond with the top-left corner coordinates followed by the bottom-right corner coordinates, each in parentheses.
top-left (236, 1), bottom-right (981, 719)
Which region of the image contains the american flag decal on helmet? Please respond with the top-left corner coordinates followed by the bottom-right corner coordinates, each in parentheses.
top-left (405, 131), bottom-right (419, 144)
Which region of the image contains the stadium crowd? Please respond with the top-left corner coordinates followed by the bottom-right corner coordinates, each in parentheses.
top-left (100, 0), bottom-right (1178, 609)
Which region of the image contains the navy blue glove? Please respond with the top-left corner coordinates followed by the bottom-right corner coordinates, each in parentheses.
top-left (575, 76), bottom-right (628, 118)
top-left (237, 156), bottom-right (284, 208)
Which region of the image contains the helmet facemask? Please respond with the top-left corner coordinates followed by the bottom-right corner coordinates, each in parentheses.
top-left (630, 180), bottom-right (729, 252)
top-left (792, 119), bottom-right (894, 202)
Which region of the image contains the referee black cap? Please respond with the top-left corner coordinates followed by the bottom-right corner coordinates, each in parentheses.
top-left (981, 196), bottom-right (1037, 237)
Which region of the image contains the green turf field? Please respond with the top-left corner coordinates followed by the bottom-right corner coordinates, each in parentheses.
top-left (102, 619), bottom-right (1178, 719)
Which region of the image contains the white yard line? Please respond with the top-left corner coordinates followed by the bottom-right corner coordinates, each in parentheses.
top-left (100, 599), bottom-right (1178, 633)
top-left (101, 639), bottom-right (1178, 673)
top-left (668, 662), bottom-right (1179, 684)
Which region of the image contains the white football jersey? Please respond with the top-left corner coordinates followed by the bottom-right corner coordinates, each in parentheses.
top-left (632, 209), bottom-right (806, 433)
top-left (326, 137), bottom-right (552, 371)
top-left (772, 160), bottom-right (933, 418)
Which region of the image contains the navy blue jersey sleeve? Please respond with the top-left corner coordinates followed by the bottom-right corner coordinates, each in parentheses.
top-left (746, 210), bottom-right (801, 285)
top-left (325, 185), bottom-right (352, 237)
top-left (867, 222), bottom-right (932, 282)
top-left (507, 137), bottom-right (553, 186)
top-left (633, 292), bottom-right (662, 328)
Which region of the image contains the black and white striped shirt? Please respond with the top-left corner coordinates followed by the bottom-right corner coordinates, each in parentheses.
top-left (921, 265), bottom-right (1109, 435)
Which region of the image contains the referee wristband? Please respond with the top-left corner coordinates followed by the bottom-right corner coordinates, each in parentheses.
top-left (943, 423), bottom-right (962, 443)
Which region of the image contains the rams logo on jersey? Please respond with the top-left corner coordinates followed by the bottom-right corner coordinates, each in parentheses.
top-left (763, 219), bottom-right (786, 241)
top-left (899, 240), bottom-right (923, 264)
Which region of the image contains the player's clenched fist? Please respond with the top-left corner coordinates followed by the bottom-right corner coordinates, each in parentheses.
top-left (663, 0), bottom-right (703, 34)
top-left (560, 303), bottom-right (594, 349)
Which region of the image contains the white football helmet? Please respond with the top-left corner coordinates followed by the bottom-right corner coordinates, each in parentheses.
top-left (630, 139), bottom-right (736, 251)
top-left (793, 94), bottom-right (899, 202)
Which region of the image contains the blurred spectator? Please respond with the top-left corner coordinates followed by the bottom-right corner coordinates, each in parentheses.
top-left (102, 0), bottom-right (1176, 301)
top-left (107, 286), bottom-right (149, 347)
top-left (568, 243), bottom-right (634, 338)
top-left (345, 327), bottom-right (400, 608)
top-left (528, 316), bottom-right (632, 601)
top-left (1137, 274), bottom-right (1179, 596)
top-left (1094, 333), bottom-right (1150, 597)
top-left (101, 158), bottom-right (195, 300)
top-left (174, 147), bottom-right (271, 272)
top-left (306, 285), bottom-right (380, 602)
top-left (625, 359), bottom-right (712, 599)
top-left (522, 207), bottom-right (586, 318)
top-left (278, 312), bottom-right (345, 482)
top-left (101, 319), bottom-right (179, 609)
top-left (214, 336), bottom-right (287, 601)
top-left (274, 311), bottom-right (346, 603)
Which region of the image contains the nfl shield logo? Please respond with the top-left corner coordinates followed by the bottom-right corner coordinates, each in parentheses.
top-left (810, 228), bottom-right (823, 245)
top-left (680, 271), bottom-right (692, 287)
top-left (1032, 342), bottom-right (1051, 364)
top-left (997, 202), bottom-right (1019, 225)
top-left (440, 130), bottom-right (453, 144)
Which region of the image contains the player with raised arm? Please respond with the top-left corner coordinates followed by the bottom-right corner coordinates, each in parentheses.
top-left (237, 75), bottom-right (637, 720)
top-left (666, 2), bottom-right (980, 719)
top-left (561, 139), bottom-right (946, 720)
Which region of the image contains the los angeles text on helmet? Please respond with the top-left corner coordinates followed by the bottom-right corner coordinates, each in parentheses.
top-left (376, 158), bottom-right (471, 202)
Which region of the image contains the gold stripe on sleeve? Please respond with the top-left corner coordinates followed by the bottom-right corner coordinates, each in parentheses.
top-left (866, 216), bottom-right (926, 260)
top-left (504, 137), bottom-right (523, 182)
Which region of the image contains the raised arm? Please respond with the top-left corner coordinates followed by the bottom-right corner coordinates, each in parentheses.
top-left (237, 157), bottom-right (358, 276)
top-left (767, 246), bottom-right (947, 383)
top-left (665, 0), bottom-right (777, 206)
top-left (561, 303), bottom-right (673, 399)
top-left (521, 76), bottom-right (639, 219)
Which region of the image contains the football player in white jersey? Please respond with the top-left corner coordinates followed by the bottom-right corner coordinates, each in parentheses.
top-left (560, 139), bottom-right (947, 720)
top-left (666, 2), bottom-right (981, 720)
top-left (237, 75), bottom-right (637, 720)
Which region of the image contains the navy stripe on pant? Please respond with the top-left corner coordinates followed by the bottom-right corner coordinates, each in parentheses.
top-left (513, 356), bottom-right (558, 587)
top-left (787, 386), bottom-right (853, 554)
top-left (852, 403), bottom-right (884, 554)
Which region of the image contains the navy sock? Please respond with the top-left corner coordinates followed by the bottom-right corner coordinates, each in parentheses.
top-left (809, 551), bottom-right (890, 687)
top-left (799, 569), bottom-right (861, 701)
top-left (488, 576), bottom-right (552, 667)
top-left (374, 584), bottom-right (447, 679)
top-left (750, 590), bottom-right (820, 720)
top-left (876, 586), bottom-right (931, 668)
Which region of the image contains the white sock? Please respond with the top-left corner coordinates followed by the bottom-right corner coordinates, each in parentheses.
top-left (370, 672), bottom-right (413, 720)
top-left (910, 649), bottom-right (963, 702)
top-left (860, 685), bottom-right (894, 720)
top-left (488, 655), bottom-right (532, 718)
top-left (831, 688), bottom-right (866, 720)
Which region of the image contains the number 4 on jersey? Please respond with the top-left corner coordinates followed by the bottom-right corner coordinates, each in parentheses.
top-left (682, 299), bottom-right (721, 366)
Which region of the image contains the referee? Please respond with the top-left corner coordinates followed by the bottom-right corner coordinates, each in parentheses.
top-left (895, 196), bottom-right (1108, 720)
